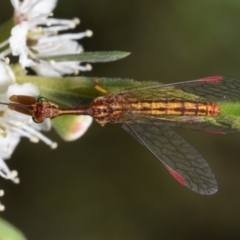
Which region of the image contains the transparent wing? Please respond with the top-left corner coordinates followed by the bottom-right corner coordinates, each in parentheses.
top-left (120, 76), bottom-right (240, 102)
top-left (163, 115), bottom-right (240, 134)
top-left (173, 76), bottom-right (240, 102)
top-left (122, 122), bottom-right (218, 195)
top-left (123, 114), bottom-right (240, 134)
top-left (118, 76), bottom-right (240, 134)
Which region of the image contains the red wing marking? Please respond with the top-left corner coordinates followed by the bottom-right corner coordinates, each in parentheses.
top-left (203, 130), bottom-right (226, 135)
top-left (199, 76), bottom-right (223, 83)
top-left (165, 165), bottom-right (186, 186)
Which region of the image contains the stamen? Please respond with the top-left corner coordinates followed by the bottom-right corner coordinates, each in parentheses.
top-left (51, 142), bottom-right (58, 149)
top-left (57, 32), bottom-right (93, 40)
top-left (11, 125), bottom-right (36, 140)
top-left (0, 118), bottom-right (57, 149)
top-left (0, 167), bottom-right (19, 184)
top-left (51, 62), bottom-right (92, 74)
top-left (42, 25), bottom-right (77, 34)
top-left (46, 18), bottom-right (78, 26)
top-left (4, 57), bottom-right (10, 64)
top-left (73, 18), bottom-right (80, 25)
top-left (30, 136), bottom-right (39, 143)
top-left (14, 178), bottom-right (20, 184)
top-left (21, 124), bottom-right (58, 148)
top-left (69, 20), bottom-right (77, 29)
top-left (86, 30), bottom-right (93, 37)
top-left (0, 205), bottom-right (5, 211)
top-left (11, 170), bottom-right (18, 178)
top-left (46, 19), bottom-right (51, 27)
top-left (75, 64), bottom-right (92, 72)
top-left (0, 190), bottom-right (4, 197)
top-left (74, 69), bottom-right (79, 75)
top-left (85, 64), bottom-right (92, 71)
top-left (37, 26), bottom-right (44, 34)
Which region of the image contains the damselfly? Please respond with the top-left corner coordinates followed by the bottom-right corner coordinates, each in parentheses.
top-left (2, 76), bottom-right (240, 195)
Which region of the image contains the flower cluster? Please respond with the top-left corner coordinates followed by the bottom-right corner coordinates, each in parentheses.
top-left (0, 0), bottom-right (94, 210)
top-left (9, 0), bottom-right (93, 76)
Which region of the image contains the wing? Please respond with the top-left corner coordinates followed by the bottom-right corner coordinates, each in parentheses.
top-left (120, 76), bottom-right (240, 102)
top-left (122, 122), bottom-right (218, 195)
top-left (119, 76), bottom-right (240, 134)
top-left (162, 115), bottom-right (240, 134)
top-left (173, 76), bottom-right (240, 102)
top-left (123, 114), bottom-right (240, 134)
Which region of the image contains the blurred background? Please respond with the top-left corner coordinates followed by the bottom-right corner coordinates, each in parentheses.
top-left (1, 0), bottom-right (240, 239)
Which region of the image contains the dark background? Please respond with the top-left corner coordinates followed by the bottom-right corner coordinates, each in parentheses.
top-left (2, 0), bottom-right (240, 239)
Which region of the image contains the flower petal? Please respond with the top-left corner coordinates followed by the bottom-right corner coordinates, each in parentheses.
top-left (0, 62), bottom-right (15, 94)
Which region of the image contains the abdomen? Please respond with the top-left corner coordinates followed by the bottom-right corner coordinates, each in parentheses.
top-left (128, 99), bottom-right (220, 117)
top-left (91, 96), bottom-right (220, 125)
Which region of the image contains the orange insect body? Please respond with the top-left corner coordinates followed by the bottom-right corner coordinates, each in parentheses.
top-left (90, 95), bottom-right (220, 125)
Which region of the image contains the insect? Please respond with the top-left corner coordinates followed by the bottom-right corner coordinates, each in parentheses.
top-left (2, 76), bottom-right (240, 195)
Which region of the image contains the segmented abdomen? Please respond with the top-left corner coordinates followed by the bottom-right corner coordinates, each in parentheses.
top-left (128, 99), bottom-right (220, 116)
top-left (91, 96), bottom-right (220, 125)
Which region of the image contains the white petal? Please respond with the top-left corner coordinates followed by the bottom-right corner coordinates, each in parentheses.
top-left (0, 62), bottom-right (16, 93)
top-left (9, 22), bottom-right (36, 67)
top-left (0, 132), bottom-right (20, 160)
top-left (10, 0), bottom-right (19, 10)
top-left (32, 0), bottom-right (57, 17)
top-left (32, 62), bottom-right (62, 77)
top-left (9, 22), bottom-right (29, 56)
top-left (36, 39), bottom-right (83, 57)
top-left (7, 82), bottom-right (39, 98)
top-left (11, 0), bottom-right (58, 20)
top-left (19, 52), bottom-right (36, 67)
top-left (25, 0), bottom-right (57, 19)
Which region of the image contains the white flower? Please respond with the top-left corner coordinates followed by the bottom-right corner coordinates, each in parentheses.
top-left (0, 60), bottom-right (58, 210)
top-left (9, 21), bottom-right (35, 67)
top-left (11, 0), bottom-right (57, 23)
top-left (9, 0), bottom-right (93, 77)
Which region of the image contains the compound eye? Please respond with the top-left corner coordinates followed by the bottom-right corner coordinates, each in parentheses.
top-left (32, 117), bottom-right (44, 123)
top-left (36, 96), bottom-right (48, 104)
top-left (32, 96), bottom-right (49, 123)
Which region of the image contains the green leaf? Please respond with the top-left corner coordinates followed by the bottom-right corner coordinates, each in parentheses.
top-left (0, 218), bottom-right (26, 240)
top-left (16, 75), bottom-right (158, 107)
top-left (42, 51), bottom-right (131, 63)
